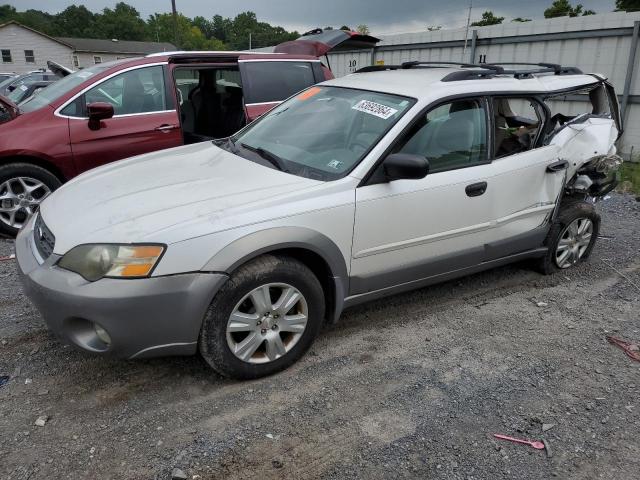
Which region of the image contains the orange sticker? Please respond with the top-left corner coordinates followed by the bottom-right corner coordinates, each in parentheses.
top-left (297, 87), bottom-right (322, 101)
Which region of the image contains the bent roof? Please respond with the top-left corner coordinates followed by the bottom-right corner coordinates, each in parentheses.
top-left (323, 68), bottom-right (603, 99)
top-left (57, 37), bottom-right (176, 55)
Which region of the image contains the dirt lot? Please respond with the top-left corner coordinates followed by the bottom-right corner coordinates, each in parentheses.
top-left (1, 193), bottom-right (639, 480)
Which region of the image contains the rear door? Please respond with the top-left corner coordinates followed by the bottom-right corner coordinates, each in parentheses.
top-left (487, 96), bottom-right (564, 246)
top-left (64, 64), bottom-right (182, 173)
top-left (238, 57), bottom-right (322, 121)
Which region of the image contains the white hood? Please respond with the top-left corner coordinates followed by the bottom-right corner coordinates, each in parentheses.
top-left (41, 143), bottom-right (322, 254)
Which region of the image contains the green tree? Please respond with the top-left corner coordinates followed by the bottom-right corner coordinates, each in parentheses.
top-left (16, 9), bottom-right (57, 35)
top-left (544, 0), bottom-right (595, 18)
top-left (512, 17), bottom-right (532, 22)
top-left (147, 13), bottom-right (225, 50)
top-left (356, 24), bottom-right (370, 35)
top-left (211, 14), bottom-right (232, 43)
top-left (192, 16), bottom-right (214, 39)
top-left (616, 0), bottom-right (640, 11)
top-left (0, 4), bottom-right (17, 23)
top-left (471, 11), bottom-right (504, 27)
top-left (53, 5), bottom-right (98, 38)
top-left (99, 2), bottom-right (147, 41)
top-left (224, 11), bottom-right (298, 50)
top-left (340, 25), bottom-right (352, 31)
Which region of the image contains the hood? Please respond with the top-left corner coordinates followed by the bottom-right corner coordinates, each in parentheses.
top-left (40, 143), bottom-right (322, 253)
top-left (0, 94), bottom-right (19, 121)
top-left (274, 28), bottom-right (380, 57)
top-left (47, 60), bottom-right (74, 77)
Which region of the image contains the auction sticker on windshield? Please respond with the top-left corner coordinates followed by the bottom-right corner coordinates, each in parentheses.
top-left (352, 100), bottom-right (398, 119)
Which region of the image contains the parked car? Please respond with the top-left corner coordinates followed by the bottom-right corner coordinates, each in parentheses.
top-left (5, 80), bottom-right (54, 105)
top-left (16, 62), bottom-right (622, 379)
top-left (0, 72), bottom-right (17, 83)
top-left (0, 70), bottom-right (60, 97)
top-left (0, 29), bottom-right (378, 236)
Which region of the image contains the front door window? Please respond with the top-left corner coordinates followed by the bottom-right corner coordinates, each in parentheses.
top-left (83, 66), bottom-right (167, 116)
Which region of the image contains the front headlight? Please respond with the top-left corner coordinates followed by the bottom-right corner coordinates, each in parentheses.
top-left (58, 244), bottom-right (165, 281)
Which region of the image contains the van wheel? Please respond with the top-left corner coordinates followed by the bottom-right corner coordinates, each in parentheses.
top-left (199, 255), bottom-right (325, 379)
top-left (0, 163), bottom-right (61, 237)
top-left (537, 200), bottom-right (600, 275)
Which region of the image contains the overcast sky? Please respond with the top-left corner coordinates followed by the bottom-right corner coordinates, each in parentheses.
top-left (8, 0), bottom-right (618, 35)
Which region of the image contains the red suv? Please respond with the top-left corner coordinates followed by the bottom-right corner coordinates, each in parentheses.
top-left (0, 29), bottom-right (378, 236)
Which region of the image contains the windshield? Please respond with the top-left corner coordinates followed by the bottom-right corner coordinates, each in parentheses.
top-left (230, 86), bottom-right (415, 181)
top-left (18, 63), bottom-right (113, 113)
top-left (7, 83), bottom-right (32, 103)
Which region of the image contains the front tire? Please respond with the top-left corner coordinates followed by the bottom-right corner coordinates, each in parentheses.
top-left (199, 255), bottom-right (325, 379)
top-left (537, 199), bottom-right (600, 275)
top-left (0, 163), bottom-right (61, 237)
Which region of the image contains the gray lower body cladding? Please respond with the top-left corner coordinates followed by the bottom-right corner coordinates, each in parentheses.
top-left (345, 226), bottom-right (550, 306)
top-left (15, 227), bottom-right (227, 359)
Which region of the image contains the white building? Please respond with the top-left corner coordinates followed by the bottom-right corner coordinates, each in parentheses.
top-left (0, 21), bottom-right (175, 73)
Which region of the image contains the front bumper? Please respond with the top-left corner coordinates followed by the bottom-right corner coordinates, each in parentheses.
top-left (15, 218), bottom-right (228, 359)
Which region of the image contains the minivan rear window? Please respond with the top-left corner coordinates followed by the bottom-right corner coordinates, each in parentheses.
top-left (241, 61), bottom-right (316, 104)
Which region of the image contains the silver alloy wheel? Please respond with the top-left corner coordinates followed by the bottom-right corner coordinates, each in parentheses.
top-left (555, 217), bottom-right (593, 269)
top-left (226, 283), bottom-right (309, 364)
top-left (0, 176), bottom-right (51, 229)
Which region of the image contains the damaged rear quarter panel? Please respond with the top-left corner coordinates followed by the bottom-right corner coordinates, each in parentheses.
top-left (548, 117), bottom-right (619, 178)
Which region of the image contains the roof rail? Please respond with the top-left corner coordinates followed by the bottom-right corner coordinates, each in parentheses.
top-left (354, 60), bottom-right (582, 80)
top-left (355, 61), bottom-right (499, 74)
top-left (482, 62), bottom-right (583, 78)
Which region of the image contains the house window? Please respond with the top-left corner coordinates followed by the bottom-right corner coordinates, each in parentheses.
top-left (73, 55), bottom-right (79, 68)
top-left (93, 56), bottom-right (102, 64)
top-left (24, 50), bottom-right (35, 63)
top-left (1, 49), bottom-right (11, 63)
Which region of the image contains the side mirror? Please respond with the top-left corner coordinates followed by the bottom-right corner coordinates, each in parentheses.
top-left (383, 153), bottom-right (429, 181)
top-left (87, 102), bottom-right (114, 130)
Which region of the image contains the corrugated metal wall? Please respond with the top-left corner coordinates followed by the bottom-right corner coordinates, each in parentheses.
top-left (328, 12), bottom-right (640, 155)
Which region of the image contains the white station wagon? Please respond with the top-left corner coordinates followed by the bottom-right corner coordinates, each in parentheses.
top-left (16, 62), bottom-right (622, 379)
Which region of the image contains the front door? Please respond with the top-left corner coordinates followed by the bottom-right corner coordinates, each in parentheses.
top-left (351, 98), bottom-right (495, 295)
top-left (66, 65), bottom-right (182, 173)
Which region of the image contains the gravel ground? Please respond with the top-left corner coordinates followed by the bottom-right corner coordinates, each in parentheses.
top-left (1, 193), bottom-right (639, 480)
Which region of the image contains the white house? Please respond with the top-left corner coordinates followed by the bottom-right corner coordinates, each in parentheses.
top-left (0, 21), bottom-right (175, 74)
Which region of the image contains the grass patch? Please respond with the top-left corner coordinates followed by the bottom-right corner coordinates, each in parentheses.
top-left (619, 162), bottom-right (640, 195)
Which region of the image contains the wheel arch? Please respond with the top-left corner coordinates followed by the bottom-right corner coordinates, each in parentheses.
top-left (203, 227), bottom-right (349, 323)
top-left (0, 155), bottom-right (67, 183)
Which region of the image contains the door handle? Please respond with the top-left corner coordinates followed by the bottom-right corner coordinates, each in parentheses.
top-left (547, 159), bottom-right (569, 173)
top-left (155, 124), bottom-right (179, 132)
top-left (465, 181), bottom-right (488, 197)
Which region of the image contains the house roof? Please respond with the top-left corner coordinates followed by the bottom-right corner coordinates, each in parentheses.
top-left (0, 20), bottom-right (175, 55)
top-left (56, 37), bottom-right (176, 55)
top-left (0, 20), bottom-right (73, 48)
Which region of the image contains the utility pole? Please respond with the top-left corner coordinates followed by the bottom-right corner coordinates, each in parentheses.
top-left (171, 0), bottom-right (179, 49)
top-left (462, 0), bottom-right (472, 61)
top-left (249, 32), bottom-right (252, 50)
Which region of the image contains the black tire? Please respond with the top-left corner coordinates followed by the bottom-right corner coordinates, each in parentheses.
top-left (537, 198), bottom-right (600, 275)
top-left (0, 162), bottom-right (61, 237)
top-left (199, 255), bottom-right (325, 379)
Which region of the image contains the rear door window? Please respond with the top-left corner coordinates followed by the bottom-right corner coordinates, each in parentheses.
top-left (492, 97), bottom-right (543, 158)
top-left (239, 61), bottom-right (316, 104)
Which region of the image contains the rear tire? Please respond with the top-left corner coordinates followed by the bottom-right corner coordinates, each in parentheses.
top-left (199, 255), bottom-right (325, 379)
top-left (0, 163), bottom-right (61, 237)
top-left (537, 199), bottom-right (600, 275)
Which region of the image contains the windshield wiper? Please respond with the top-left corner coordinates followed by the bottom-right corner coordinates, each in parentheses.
top-left (240, 143), bottom-right (289, 172)
top-left (214, 137), bottom-right (239, 153)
